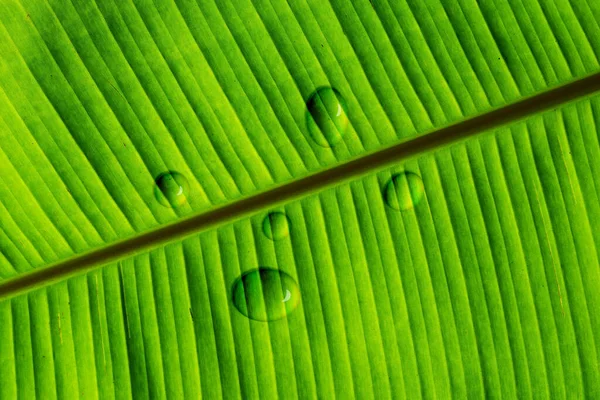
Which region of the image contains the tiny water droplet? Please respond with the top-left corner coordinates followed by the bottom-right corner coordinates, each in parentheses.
top-left (306, 87), bottom-right (349, 147)
top-left (232, 268), bottom-right (300, 321)
top-left (383, 172), bottom-right (424, 211)
top-left (262, 212), bottom-right (290, 240)
top-left (154, 171), bottom-right (189, 208)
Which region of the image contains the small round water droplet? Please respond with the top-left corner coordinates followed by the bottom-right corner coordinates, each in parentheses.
top-left (262, 212), bottom-right (290, 240)
top-left (154, 171), bottom-right (189, 208)
top-left (306, 87), bottom-right (349, 147)
top-left (232, 268), bottom-right (300, 321)
top-left (383, 172), bottom-right (424, 211)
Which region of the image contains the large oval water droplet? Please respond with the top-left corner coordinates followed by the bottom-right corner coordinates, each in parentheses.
top-left (383, 172), bottom-right (424, 211)
top-left (232, 268), bottom-right (300, 321)
top-left (306, 87), bottom-right (349, 147)
top-left (154, 171), bottom-right (189, 208)
top-left (262, 212), bottom-right (290, 241)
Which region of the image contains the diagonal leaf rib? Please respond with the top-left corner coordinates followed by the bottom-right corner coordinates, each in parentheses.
top-left (0, 71), bottom-right (599, 301)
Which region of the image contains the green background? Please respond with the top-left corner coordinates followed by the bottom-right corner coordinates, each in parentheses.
top-left (0, 0), bottom-right (599, 398)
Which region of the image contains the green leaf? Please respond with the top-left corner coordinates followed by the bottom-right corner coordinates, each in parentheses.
top-left (0, 0), bottom-right (599, 398)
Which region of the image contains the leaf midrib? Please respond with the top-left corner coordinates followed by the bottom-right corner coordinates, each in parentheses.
top-left (1, 71), bottom-right (599, 301)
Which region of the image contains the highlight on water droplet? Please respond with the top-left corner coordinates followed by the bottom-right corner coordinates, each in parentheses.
top-left (262, 212), bottom-right (290, 241)
top-left (232, 268), bottom-right (300, 321)
top-left (383, 171), bottom-right (424, 211)
top-left (306, 86), bottom-right (349, 147)
top-left (154, 171), bottom-right (189, 208)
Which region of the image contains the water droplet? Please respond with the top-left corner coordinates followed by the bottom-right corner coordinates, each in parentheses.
top-left (306, 87), bottom-right (349, 147)
top-left (262, 212), bottom-right (290, 240)
top-left (383, 172), bottom-right (424, 211)
top-left (154, 171), bottom-right (189, 208)
top-left (232, 268), bottom-right (300, 321)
